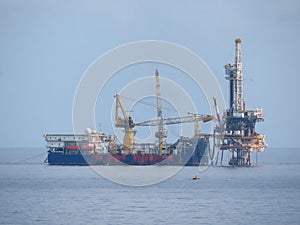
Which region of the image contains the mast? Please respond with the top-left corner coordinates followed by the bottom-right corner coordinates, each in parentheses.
top-left (155, 69), bottom-right (167, 155)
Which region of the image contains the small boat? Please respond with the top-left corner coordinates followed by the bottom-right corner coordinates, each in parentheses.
top-left (192, 175), bottom-right (200, 180)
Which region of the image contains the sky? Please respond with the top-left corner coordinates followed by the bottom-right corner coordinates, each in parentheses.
top-left (0, 0), bottom-right (299, 148)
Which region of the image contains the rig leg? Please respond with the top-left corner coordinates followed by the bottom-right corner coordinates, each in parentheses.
top-left (247, 152), bottom-right (251, 166)
top-left (243, 150), bottom-right (247, 166)
top-left (220, 150), bottom-right (224, 166)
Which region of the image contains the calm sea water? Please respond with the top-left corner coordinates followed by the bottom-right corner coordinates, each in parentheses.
top-left (0, 147), bottom-right (299, 225)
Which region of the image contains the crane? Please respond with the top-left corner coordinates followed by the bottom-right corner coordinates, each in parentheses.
top-left (213, 97), bottom-right (224, 165)
top-left (154, 69), bottom-right (167, 155)
top-left (114, 69), bottom-right (214, 155)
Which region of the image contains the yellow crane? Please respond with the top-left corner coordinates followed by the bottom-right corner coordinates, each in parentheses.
top-left (115, 94), bottom-right (135, 153)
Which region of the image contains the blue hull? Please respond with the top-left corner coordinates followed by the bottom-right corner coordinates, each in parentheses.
top-left (46, 139), bottom-right (209, 166)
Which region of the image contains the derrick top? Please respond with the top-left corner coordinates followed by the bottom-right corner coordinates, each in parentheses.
top-left (235, 38), bottom-right (242, 44)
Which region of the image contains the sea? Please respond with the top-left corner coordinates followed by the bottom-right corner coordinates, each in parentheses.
top-left (0, 147), bottom-right (299, 225)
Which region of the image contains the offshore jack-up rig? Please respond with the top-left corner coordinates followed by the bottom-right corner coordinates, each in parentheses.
top-left (214, 38), bottom-right (267, 166)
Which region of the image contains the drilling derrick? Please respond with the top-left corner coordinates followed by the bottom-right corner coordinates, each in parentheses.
top-left (219, 38), bottom-right (267, 166)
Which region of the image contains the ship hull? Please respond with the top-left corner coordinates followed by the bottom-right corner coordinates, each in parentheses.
top-left (46, 139), bottom-right (209, 166)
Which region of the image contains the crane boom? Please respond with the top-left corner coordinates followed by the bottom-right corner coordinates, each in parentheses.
top-left (135, 115), bottom-right (214, 126)
top-left (155, 69), bottom-right (163, 118)
top-left (213, 97), bottom-right (221, 123)
top-left (115, 94), bottom-right (129, 128)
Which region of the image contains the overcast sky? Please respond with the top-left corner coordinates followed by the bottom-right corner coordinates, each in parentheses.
top-left (0, 0), bottom-right (299, 148)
